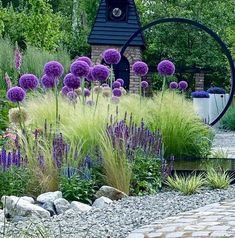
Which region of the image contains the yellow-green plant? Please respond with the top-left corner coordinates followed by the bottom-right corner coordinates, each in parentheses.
top-left (166, 173), bottom-right (205, 195)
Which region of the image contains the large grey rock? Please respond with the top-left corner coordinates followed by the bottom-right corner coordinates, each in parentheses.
top-left (21, 196), bottom-right (34, 204)
top-left (37, 191), bottom-right (62, 204)
top-left (1, 196), bottom-right (50, 218)
top-left (92, 196), bottom-right (113, 209)
top-left (41, 202), bottom-right (56, 216)
top-left (96, 186), bottom-right (128, 201)
top-left (54, 198), bottom-right (70, 214)
top-left (70, 201), bottom-right (92, 212)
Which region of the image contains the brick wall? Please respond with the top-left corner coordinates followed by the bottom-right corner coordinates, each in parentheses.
top-left (91, 45), bottom-right (143, 93)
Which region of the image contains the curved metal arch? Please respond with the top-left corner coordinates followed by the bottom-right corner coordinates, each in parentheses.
top-left (121, 17), bottom-right (235, 126)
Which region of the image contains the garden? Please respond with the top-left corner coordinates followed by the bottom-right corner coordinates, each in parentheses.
top-left (0, 0), bottom-right (235, 238)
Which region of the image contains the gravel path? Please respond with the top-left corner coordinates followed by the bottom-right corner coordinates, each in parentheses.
top-left (2, 186), bottom-right (235, 238)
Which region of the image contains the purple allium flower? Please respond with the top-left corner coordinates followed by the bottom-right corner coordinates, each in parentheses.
top-left (19, 74), bottom-right (39, 90)
top-left (113, 81), bottom-right (121, 89)
top-left (67, 91), bottom-right (78, 103)
top-left (141, 81), bottom-right (149, 89)
top-left (70, 60), bottom-right (90, 77)
top-left (41, 75), bottom-right (58, 89)
top-left (77, 56), bottom-right (92, 67)
top-left (111, 96), bottom-right (120, 104)
top-left (207, 87), bottom-right (226, 94)
top-left (178, 81), bottom-right (188, 90)
top-left (15, 45), bottom-right (22, 71)
top-left (84, 88), bottom-right (91, 97)
top-left (85, 67), bottom-right (96, 82)
top-left (113, 88), bottom-right (122, 97)
top-left (61, 86), bottom-right (72, 96)
top-left (4, 73), bottom-right (12, 90)
top-left (44, 61), bottom-right (64, 78)
top-left (91, 65), bottom-right (110, 81)
top-left (7, 86), bottom-right (26, 102)
top-left (157, 60), bottom-right (175, 76)
top-left (169, 81), bottom-right (178, 90)
top-left (116, 78), bottom-right (124, 86)
top-left (63, 73), bottom-right (81, 89)
top-left (132, 61), bottom-right (149, 76)
top-left (191, 91), bottom-right (210, 98)
top-left (103, 49), bottom-right (121, 65)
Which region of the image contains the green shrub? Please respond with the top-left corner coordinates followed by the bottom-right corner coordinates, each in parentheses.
top-left (221, 104), bottom-right (235, 130)
top-left (166, 173), bottom-right (205, 195)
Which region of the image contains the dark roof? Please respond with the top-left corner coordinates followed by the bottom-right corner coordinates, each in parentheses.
top-left (88, 0), bottom-right (145, 47)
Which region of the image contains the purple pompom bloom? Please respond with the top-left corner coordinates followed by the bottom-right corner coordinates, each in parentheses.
top-left (157, 60), bottom-right (175, 76)
top-left (116, 78), bottom-right (124, 86)
top-left (19, 74), bottom-right (39, 90)
top-left (91, 65), bottom-right (110, 81)
top-left (132, 61), bottom-right (149, 76)
top-left (84, 88), bottom-right (91, 97)
top-left (7, 86), bottom-right (26, 102)
top-left (191, 91), bottom-right (209, 98)
top-left (178, 81), bottom-right (188, 90)
top-left (70, 60), bottom-right (90, 77)
top-left (113, 81), bottom-right (121, 89)
top-left (41, 75), bottom-right (58, 89)
top-left (207, 87), bottom-right (226, 94)
top-left (61, 86), bottom-right (72, 96)
top-left (86, 67), bottom-right (95, 82)
top-left (63, 73), bottom-right (81, 89)
top-left (141, 81), bottom-right (149, 89)
top-left (113, 88), bottom-right (122, 97)
top-left (169, 81), bottom-right (178, 90)
top-left (44, 61), bottom-right (64, 78)
top-left (77, 56), bottom-right (92, 67)
top-left (103, 49), bottom-right (121, 65)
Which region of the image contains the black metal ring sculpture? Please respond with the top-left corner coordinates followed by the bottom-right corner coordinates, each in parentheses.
top-left (121, 18), bottom-right (235, 126)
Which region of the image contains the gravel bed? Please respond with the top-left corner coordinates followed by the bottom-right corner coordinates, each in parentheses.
top-left (1, 185), bottom-right (235, 238)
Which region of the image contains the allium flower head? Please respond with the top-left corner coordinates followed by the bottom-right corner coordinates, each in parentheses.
top-left (169, 81), bottom-right (178, 90)
top-left (9, 107), bottom-right (28, 124)
top-left (70, 60), bottom-right (90, 77)
top-left (84, 88), bottom-right (91, 97)
top-left (61, 86), bottom-right (72, 96)
top-left (191, 91), bottom-right (210, 98)
top-left (19, 74), bottom-right (39, 90)
top-left (111, 96), bottom-right (120, 104)
top-left (157, 60), bottom-right (175, 76)
top-left (86, 67), bottom-right (96, 82)
top-left (113, 88), bottom-right (122, 97)
top-left (67, 91), bottom-right (78, 104)
top-left (103, 87), bottom-right (111, 97)
top-left (93, 86), bottom-right (103, 94)
top-left (15, 45), bottom-right (22, 71)
top-left (141, 81), bottom-right (149, 89)
top-left (77, 56), bottom-right (92, 67)
top-left (41, 75), bottom-right (59, 89)
top-left (92, 65), bottom-right (110, 81)
top-left (132, 61), bottom-right (149, 76)
top-left (207, 87), bottom-right (226, 94)
top-left (103, 49), bottom-right (121, 65)
top-left (86, 100), bottom-right (95, 107)
top-left (116, 78), bottom-right (124, 86)
top-left (178, 81), bottom-right (188, 90)
top-left (44, 61), bottom-right (64, 78)
top-left (63, 73), bottom-right (81, 89)
top-left (102, 83), bottom-right (109, 88)
top-left (7, 86), bottom-right (26, 102)
top-left (113, 81), bottom-right (121, 89)
top-left (75, 88), bottom-right (82, 96)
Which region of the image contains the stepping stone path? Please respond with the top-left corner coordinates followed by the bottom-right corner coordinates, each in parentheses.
top-left (212, 130), bottom-right (235, 158)
top-left (127, 199), bottom-right (235, 237)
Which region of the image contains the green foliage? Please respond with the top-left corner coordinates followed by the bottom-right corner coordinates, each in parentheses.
top-left (130, 152), bottom-right (162, 195)
top-left (221, 104), bottom-right (235, 131)
top-left (208, 149), bottom-right (229, 159)
top-left (0, 96), bottom-right (14, 131)
top-left (166, 173), bottom-right (205, 195)
top-left (206, 168), bottom-right (233, 189)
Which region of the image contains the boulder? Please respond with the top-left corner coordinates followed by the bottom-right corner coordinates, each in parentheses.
top-left (70, 201), bottom-right (92, 212)
top-left (1, 196), bottom-right (50, 218)
top-left (54, 198), bottom-right (70, 215)
top-left (92, 196), bottom-right (113, 209)
top-left (21, 196), bottom-right (34, 204)
top-left (41, 202), bottom-right (57, 216)
top-left (37, 191), bottom-right (62, 204)
top-left (96, 186), bottom-right (128, 201)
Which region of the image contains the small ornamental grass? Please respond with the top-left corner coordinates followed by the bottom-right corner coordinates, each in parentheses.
top-left (166, 173), bottom-right (205, 195)
top-left (221, 104), bottom-right (235, 131)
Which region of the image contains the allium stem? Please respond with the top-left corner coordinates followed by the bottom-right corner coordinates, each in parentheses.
top-left (81, 77), bottom-right (85, 105)
top-left (17, 102), bottom-right (24, 132)
top-left (160, 76), bottom-right (166, 106)
top-left (110, 65), bottom-right (114, 97)
top-left (139, 77), bottom-right (142, 106)
top-left (91, 82), bottom-right (94, 101)
top-left (54, 79), bottom-right (59, 129)
top-left (94, 83), bottom-right (101, 117)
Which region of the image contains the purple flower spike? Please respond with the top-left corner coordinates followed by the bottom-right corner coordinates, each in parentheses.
top-left (84, 88), bottom-right (91, 97)
top-left (15, 46), bottom-right (22, 71)
top-left (141, 81), bottom-right (149, 89)
top-left (169, 81), bottom-right (178, 90)
top-left (178, 81), bottom-right (188, 90)
top-left (132, 61), bottom-right (149, 76)
top-left (157, 60), bottom-right (175, 76)
top-left (70, 60), bottom-right (90, 77)
top-left (19, 74), bottom-right (39, 91)
top-left (41, 75), bottom-right (58, 89)
top-left (113, 88), bottom-right (122, 97)
top-left (5, 73), bottom-right (12, 90)
top-left (63, 73), bottom-right (81, 89)
top-left (44, 61), bottom-right (64, 78)
top-left (91, 65), bottom-right (110, 81)
top-left (77, 56), bottom-right (92, 67)
top-left (86, 67), bottom-right (96, 82)
top-left (61, 86), bottom-right (72, 96)
top-left (7, 86), bottom-right (26, 102)
top-left (113, 81), bottom-right (121, 89)
top-left (103, 49), bottom-right (121, 65)
top-left (116, 78), bottom-right (124, 86)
